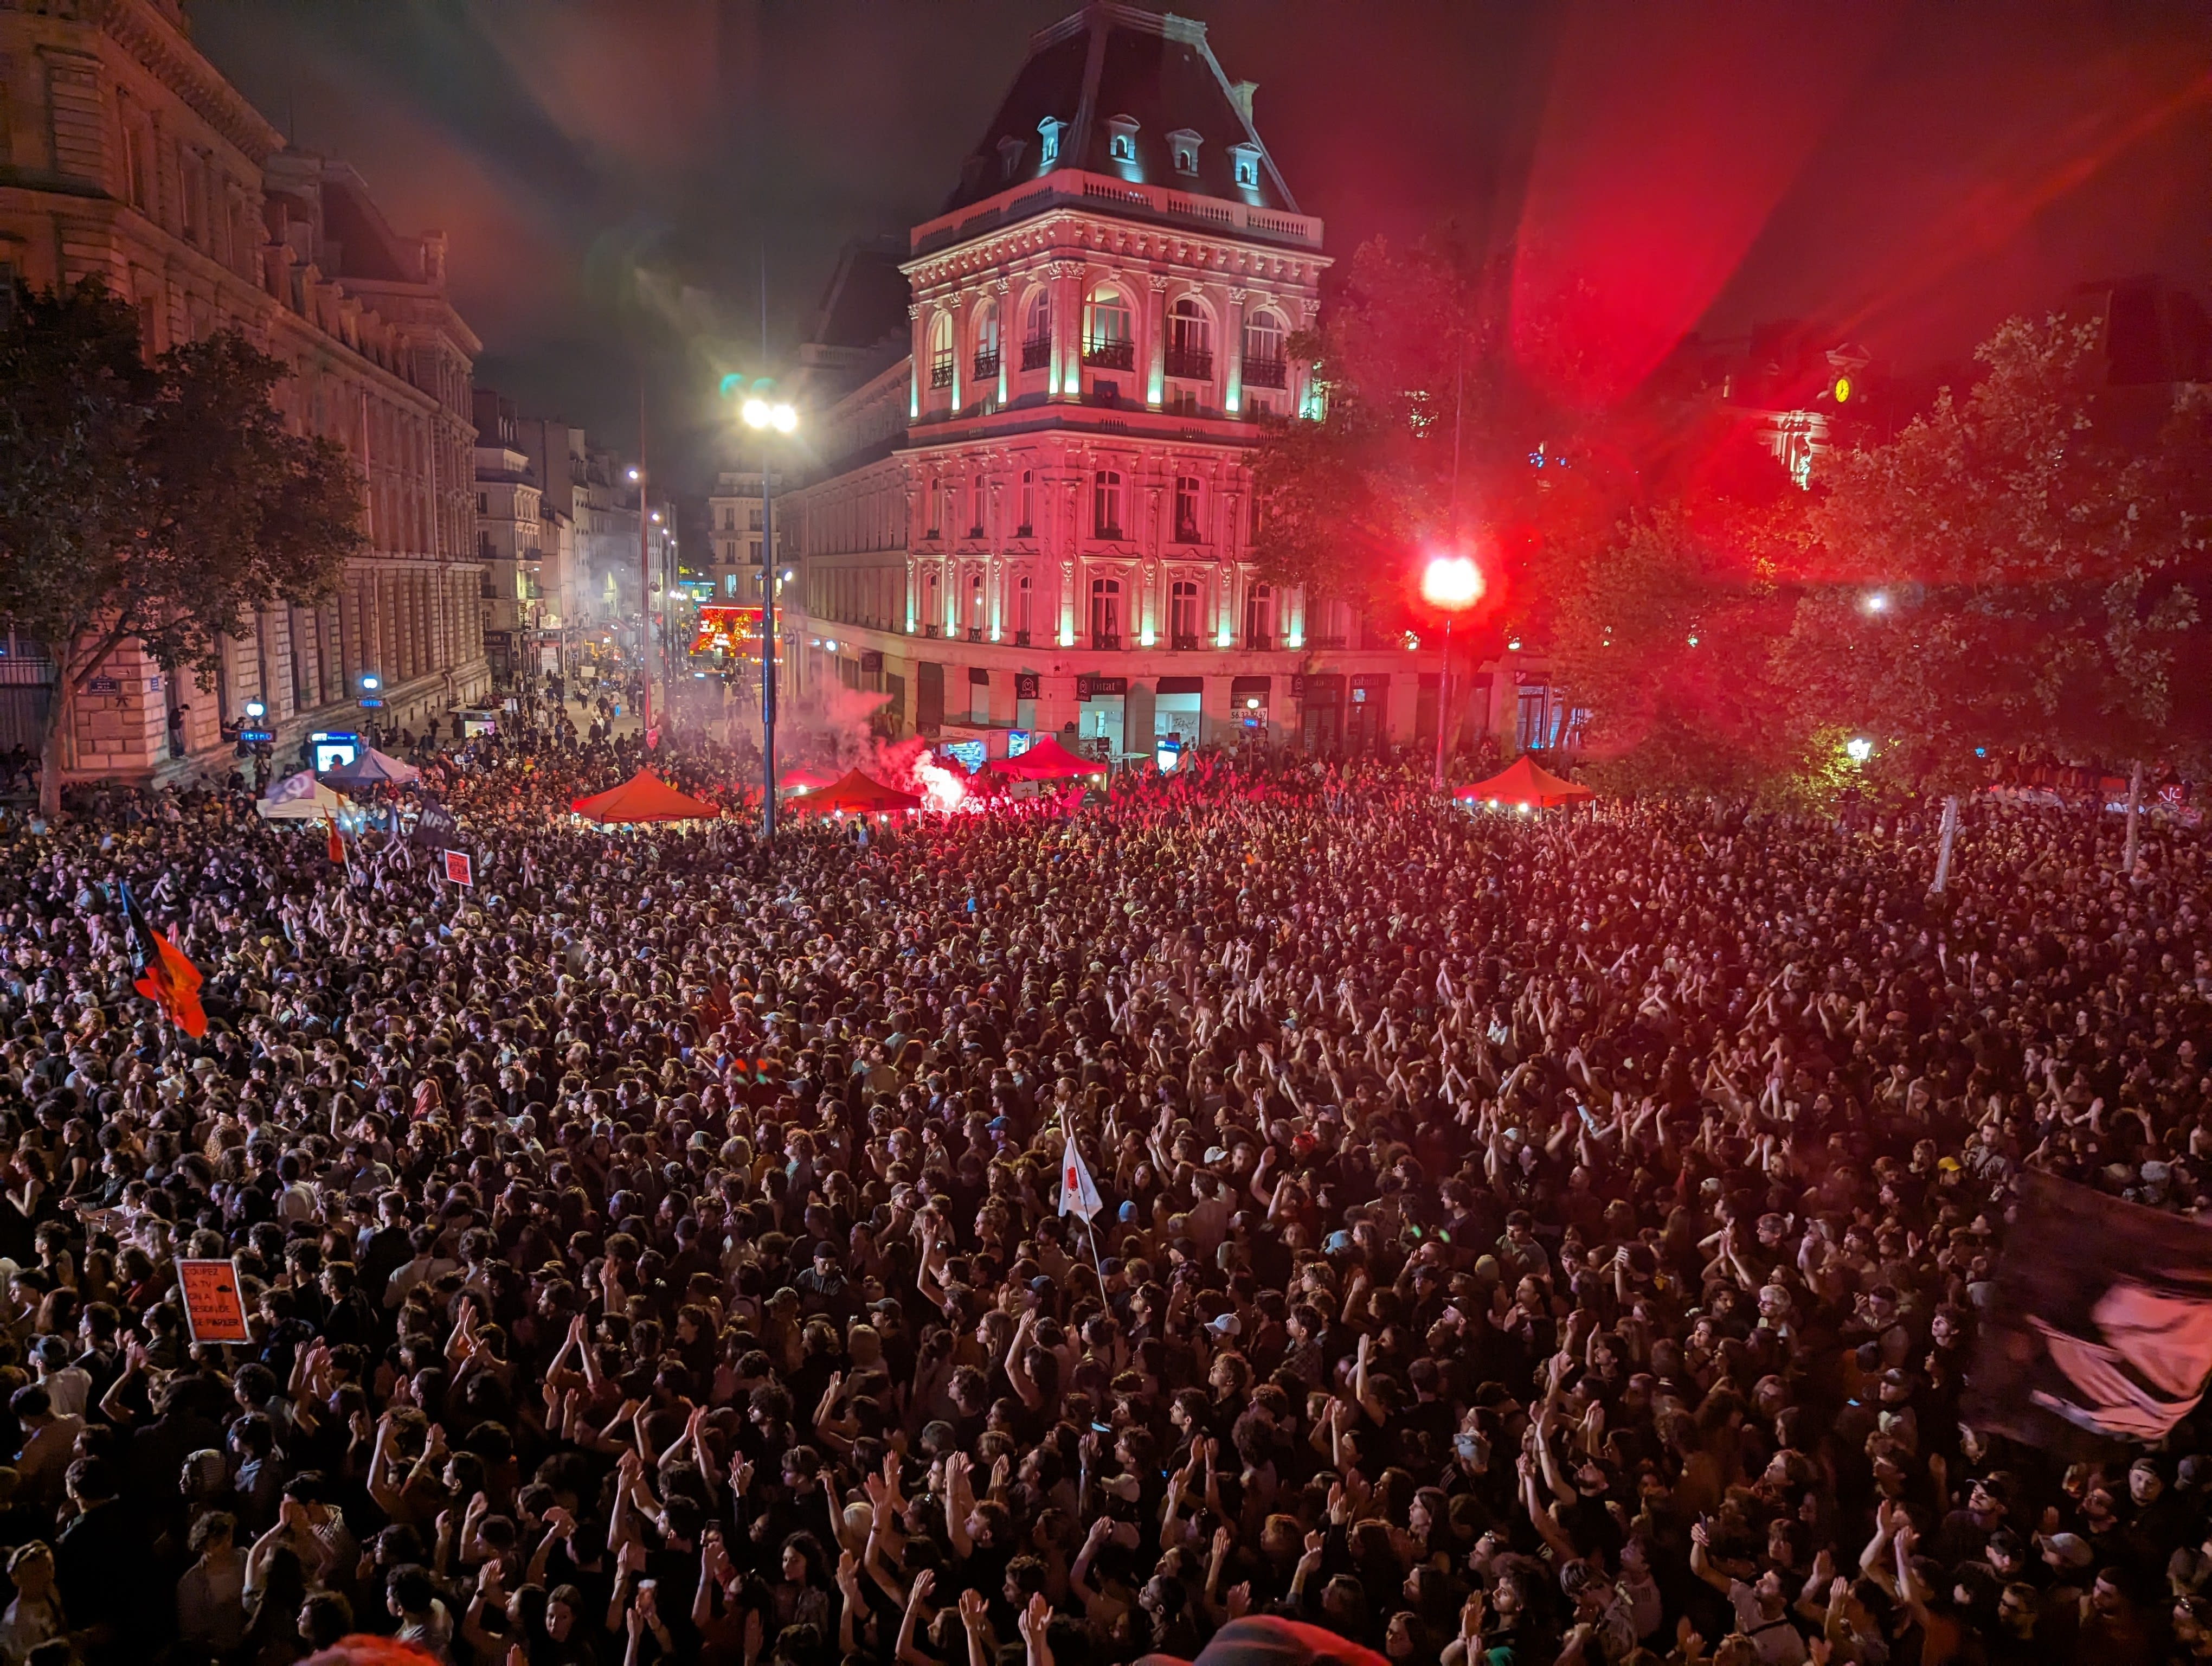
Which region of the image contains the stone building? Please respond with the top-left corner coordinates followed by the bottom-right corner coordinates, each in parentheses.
top-left (0, 0), bottom-right (487, 776)
top-left (785, 2), bottom-right (1422, 761)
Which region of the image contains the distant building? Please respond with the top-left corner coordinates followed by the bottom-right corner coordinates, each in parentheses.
top-left (785, 3), bottom-right (1422, 760)
top-left (706, 472), bottom-right (779, 605)
top-left (0, 0), bottom-right (488, 772)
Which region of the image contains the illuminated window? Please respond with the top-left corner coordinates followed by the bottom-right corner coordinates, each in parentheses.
top-left (1243, 582), bottom-right (1274, 648)
top-left (972, 298), bottom-right (1000, 381)
top-left (1090, 576), bottom-right (1123, 644)
top-left (1093, 470), bottom-right (1124, 537)
top-left (927, 312), bottom-right (955, 390)
top-left (1015, 573), bottom-right (1034, 638)
top-left (1174, 476), bottom-right (1201, 542)
top-left (1018, 469), bottom-right (1034, 534)
top-left (1243, 310), bottom-right (1287, 387)
top-left (1168, 129), bottom-right (1201, 176)
top-left (1037, 117), bottom-right (1066, 167)
top-left (1084, 286), bottom-right (1133, 368)
top-left (1021, 291), bottom-right (1051, 371)
top-left (1168, 298), bottom-right (1212, 382)
top-left (1171, 580), bottom-right (1201, 646)
top-left (1106, 115), bottom-right (1139, 165)
top-left (1229, 143), bottom-right (1261, 191)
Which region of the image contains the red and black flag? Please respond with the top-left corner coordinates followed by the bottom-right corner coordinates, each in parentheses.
top-left (120, 879), bottom-right (207, 1037)
top-left (325, 815), bottom-right (346, 864)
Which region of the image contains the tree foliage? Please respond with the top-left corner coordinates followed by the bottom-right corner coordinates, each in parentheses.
top-left (1247, 231), bottom-right (1630, 639)
top-left (1778, 314), bottom-right (2212, 790)
top-left (0, 279), bottom-right (365, 813)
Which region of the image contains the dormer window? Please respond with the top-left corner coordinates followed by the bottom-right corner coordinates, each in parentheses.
top-left (998, 136), bottom-right (1026, 179)
top-left (1037, 117), bottom-right (1066, 167)
top-left (1106, 115), bottom-right (1139, 165)
top-left (1168, 129), bottom-right (1202, 176)
top-left (1229, 142), bottom-right (1261, 190)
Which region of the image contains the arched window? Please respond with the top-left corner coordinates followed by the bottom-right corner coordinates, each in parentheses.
top-left (1083, 285), bottom-right (1133, 369)
top-left (925, 479), bottom-right (944, 537)
top-left (927, 312), bottom-right (955, 389)
top-left (1174, 475), bottom-right (1202, 542)
top-left (1018, 469), bottom-right (1035, 535)
top-left (1243, 309), bottom-right (1288, 388)
top-left (1243, 582), bottom-right (1275, 649)
top-left (1090, 576), bottom-right (1123, 646)
top-left (972, 299), bottom-right (1000, 381)
top-left (1015, 572), bottom-right (1034, 641)
top-left (1022, 291), bottom-right (1051, 370)
top-left (1168, 298), bottom-right (1213, 380)
top-left (923, 567), bottom-right (941, 633)
top-left (1170, 579), bottom-right (1201, 648)
top-left (968, 570), bottom-right (984, 636)
top-left (1092, 470), bottom-right (1124, 538)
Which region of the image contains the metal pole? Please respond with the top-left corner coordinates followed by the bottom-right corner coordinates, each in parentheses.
top-left (636, 376), bottom-right (652, 741)
top-left (762, 449), bottom-right (777, 847)
top-left (1432, 614), bottom-right (1453, 793)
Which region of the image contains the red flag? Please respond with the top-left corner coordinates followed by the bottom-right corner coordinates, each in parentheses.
top-left (120, 881), bottom-right (207, 1037)
top-left (325, 817), bottom-right (345, 864)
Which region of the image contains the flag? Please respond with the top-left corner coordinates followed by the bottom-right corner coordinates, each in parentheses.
top-left (1059, 1131), bottom-right (1103, 1221)
top-left (119, 880), bottom-right (206, 1037)
top-left (325, 817), bottom-right (345, 863)
top-left (1965, 1171), bottom-right (2212, 1450)
top-left (410, 793), bottom-right (459, 849)
top-left (265, 770), bottom-right (319, 805)
top-left (443, 849), bottom-right (474, 886)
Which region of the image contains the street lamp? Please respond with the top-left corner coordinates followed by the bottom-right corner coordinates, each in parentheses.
top-left (1420, 553), bottom-right (1484, 792)
top-left (741, 394), bottom-right (799, 844)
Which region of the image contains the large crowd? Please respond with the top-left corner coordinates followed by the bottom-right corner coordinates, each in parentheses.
top-left (0, 715), bottom-right (2206, 1666)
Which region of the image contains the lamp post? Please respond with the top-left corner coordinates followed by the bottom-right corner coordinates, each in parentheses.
top-left (741, 395), bottom-right (798, 844)
top-left (1420, 553), bottom-right (1483, 793)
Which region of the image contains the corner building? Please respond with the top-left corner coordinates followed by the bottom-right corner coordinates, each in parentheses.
top-left (789, 3), bottom-right (1417, 759)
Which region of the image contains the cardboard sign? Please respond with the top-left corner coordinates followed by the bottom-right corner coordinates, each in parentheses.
top-left (443, 849), bottom-right (474, 886)
top-left (178, 1258), bottom-right (251, 1345)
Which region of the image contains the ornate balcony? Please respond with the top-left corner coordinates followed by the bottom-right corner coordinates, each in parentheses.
top-left (1082, 337), bottom-right (1135, 371)
top-left (973, 348), bottom-right (1001, 381)
top-left (1021, 337), bottom-right (1052, 371)
top-left (1244, 357), bottom-right (1288, 389)
top-left (1166, 347), bottom-right (1214, 381)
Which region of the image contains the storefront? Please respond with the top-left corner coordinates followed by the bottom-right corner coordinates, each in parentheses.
top-left (1230, 675), bottom-right (1272, 741)
top-left (1296, 672), bottom-right (1344, 752)
top-left (1076, 673), bottom-right (1129, 757)
top-left (1347, 674), bottom-right (1391, 754)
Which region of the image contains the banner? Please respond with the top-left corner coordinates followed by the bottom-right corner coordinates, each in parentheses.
top-left (1965, 1171), bottom-right (2212, 1450)
top-left (178, 1258), bottom-right (251, 1344)
top-left (443, 850), bottom-right (475, 886)
top-left (411, 794), bottom-right (460, 848)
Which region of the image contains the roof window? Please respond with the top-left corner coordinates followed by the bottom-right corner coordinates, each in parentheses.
top-left (1168, 129), bottom-right (1202, 176)
top-left (1038, 117), bottom-right (1066, 167)
top-left (1229, 143), bottom-right (1261, 190)
top-left (1106, 115), bottom-right (1140, 165)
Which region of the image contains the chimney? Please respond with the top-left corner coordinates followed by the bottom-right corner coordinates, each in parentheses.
top-left (1229, 81), bottom-right (1257, 124)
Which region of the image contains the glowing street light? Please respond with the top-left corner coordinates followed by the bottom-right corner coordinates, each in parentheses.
top-left (1863, 591), bottom-right (1889, 614)
top-left (738, 394), bottom-right (800, 843)
top-left (1421, 552), bottom-right (1484, 793)
top-left (1846, 736), bottom-right (1874, 762)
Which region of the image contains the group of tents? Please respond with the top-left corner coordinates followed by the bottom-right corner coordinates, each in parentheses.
top-left (259, 733), bottom-right (1593, 832)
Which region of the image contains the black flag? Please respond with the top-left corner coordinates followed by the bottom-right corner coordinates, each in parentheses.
top-left (410, 793), bottom-right (460, 849)
top-left (1964, 1170), bottom-right (2212, 1451)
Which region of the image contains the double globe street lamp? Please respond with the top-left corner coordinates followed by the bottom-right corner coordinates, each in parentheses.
top-left (1421, 553), bottom-right (1484, 793)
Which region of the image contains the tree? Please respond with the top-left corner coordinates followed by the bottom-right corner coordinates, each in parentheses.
top-left (1248, 230), bottom-right (1631, 642)
top-left (0, 280), bottom-right (365, 817)
top-left (1778, 314), bottom-right (2212, 825)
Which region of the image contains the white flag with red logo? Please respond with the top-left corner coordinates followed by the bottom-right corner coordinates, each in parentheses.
top-left (1059, 1133), bottom-right (1102, 1221)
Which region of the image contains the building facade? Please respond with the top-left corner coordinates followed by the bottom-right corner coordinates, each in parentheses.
top-left (786, 3), bottom-right (1421, 761)
top-left (706, 472), bottom-right (776, 605)
top-left (0, 0), bottom-right (487, 775)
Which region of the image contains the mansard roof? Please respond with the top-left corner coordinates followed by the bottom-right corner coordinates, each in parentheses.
top-left (942, 3), bottom-right (1297, 217)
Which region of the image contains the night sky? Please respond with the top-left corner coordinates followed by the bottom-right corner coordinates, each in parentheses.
top-left (191, 1), bottom-right (2212, 490)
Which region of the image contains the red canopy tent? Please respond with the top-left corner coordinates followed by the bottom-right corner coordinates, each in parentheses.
top-left (796, 768), bottom-right (922, 815)
top-left (1453, 754), bottom-right (1596, 808)
top-left (1000, 736), bottom-right (1101, 780)
top-left (778, 764), bottom-right (843, 795)
top-left (569, 770), bottom-right (724, 823)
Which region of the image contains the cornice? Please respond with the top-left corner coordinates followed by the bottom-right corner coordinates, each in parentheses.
top-left (906, 210), bottom-right (1324, 297)
top-left (86, 0), bottom-right (286, 164)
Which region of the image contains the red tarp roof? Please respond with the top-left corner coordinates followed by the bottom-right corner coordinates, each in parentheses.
top-left (1000, 736), bottom-right (1101, 780)
top-left (1454, 754), bottom-right (1596, 807)
top-left (568, 770), bottom-right (724, 823)
top-left (778, 764), bottom-right (843, 793)
top-left (798, 768), bottom-right (922, 814)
